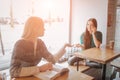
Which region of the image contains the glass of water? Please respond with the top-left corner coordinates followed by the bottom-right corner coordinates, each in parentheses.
top-left (0, 72), bottom-right (6, 80)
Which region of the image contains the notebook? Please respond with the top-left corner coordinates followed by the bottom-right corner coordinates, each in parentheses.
top-left (34, 64), bottom-right (69, 80)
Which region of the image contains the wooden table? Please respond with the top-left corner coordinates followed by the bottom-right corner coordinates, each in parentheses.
top-left (14, 69), bottom-right (94, 80)
top-left (111, 58), bottom-right (120, 68)
top-left (60, 61), bottom-right (90, 73)
top-left (1, 62), bottom-right (93, 80)
top-left (74, 47), bottom-right (120, 80)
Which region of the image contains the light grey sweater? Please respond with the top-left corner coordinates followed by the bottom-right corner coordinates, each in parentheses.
top-left (10, 39), bottom-right (55, 78)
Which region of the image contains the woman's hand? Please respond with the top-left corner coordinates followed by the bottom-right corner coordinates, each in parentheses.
top-left (39, 62), bottom-right (53, 72)
top-left (74, 44), bottom-right (82, 47)
top-left (91, 27), bottom-right (97, 34)
top-left (73, 43), bottom-right (84, 49)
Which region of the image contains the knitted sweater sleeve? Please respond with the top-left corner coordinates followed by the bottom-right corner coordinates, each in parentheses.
top-left (10, 40), bottom-right (39, 78)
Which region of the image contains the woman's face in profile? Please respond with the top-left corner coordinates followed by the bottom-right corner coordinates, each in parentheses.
top-left (37, 23), bottom-right (45, 37)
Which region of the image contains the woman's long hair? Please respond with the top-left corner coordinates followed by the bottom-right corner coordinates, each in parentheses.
top-left (22, 16), bottom-right (44, 39)
top-left (84, 18), bottom-right (97, 49)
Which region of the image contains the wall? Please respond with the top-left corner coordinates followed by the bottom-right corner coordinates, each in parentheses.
top-left (71, 0), bottom-right (108, 46)
top-left (114, 7), bottom-right (120, 49)
top-left (107, 0), bottom-right (120, 50)
top-left (107, 0), bottom-right (117, 44)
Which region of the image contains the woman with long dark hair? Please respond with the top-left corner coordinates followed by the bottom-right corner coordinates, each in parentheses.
top-left (68, 18), bottom-right (102, 68)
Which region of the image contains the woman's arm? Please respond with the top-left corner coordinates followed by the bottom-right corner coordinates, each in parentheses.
top-left (19, 66), bottom-right (40, 77)
top-left (10, 40), bottom-right (40, 78)
top-left (75, 44), bottom-right (85, 50)
top-left (11, 62), bottom-right (53, 78)
top-left (10, 60), bottom-right (40, 78)
top-left (41, 40), bottom-right (71, 63)
top-left (92, 31), bottom-right (102, 48)
top-left (75, 32), bottom-right (85, 50)
top-left (53, 43), bottom-right (71, 62)
top-left (91, 26), bottom-right (102, 48)
top-left (19, 62), bottom-right (53, 77)
top-left (92, 33), bottom-right (101, 48)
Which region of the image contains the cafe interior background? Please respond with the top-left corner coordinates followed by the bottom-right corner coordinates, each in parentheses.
top-left (0, 0), bottom-right (120, 79)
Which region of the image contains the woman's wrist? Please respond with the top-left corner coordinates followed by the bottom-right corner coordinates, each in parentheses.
top-left (92, 32), bottom-right (95, 35)
top-left (64, 44), bottom-right (68, 48)
top-left (39, 66), bottom-right (42, 72)
top-left (62, 44), bottom-right (67, 51)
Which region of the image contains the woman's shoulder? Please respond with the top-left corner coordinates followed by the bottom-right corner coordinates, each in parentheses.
top-left (37, 38), bottom-right (44, 43)
top-left (14, 39), bottom-right (27, 47)
top-left (15, 39), bottom-right (25, 44)
top-left (95, 31), bottom-right (102, 38)
top-left (80, 32), bottom-right (85, 37)
top-left (95, 31), bottom-right (102, 34)
top-left (37, 38), bottom-right (46, 46)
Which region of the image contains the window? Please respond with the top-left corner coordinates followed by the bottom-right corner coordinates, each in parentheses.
top-left (0, 0), bottom-right (70, 70)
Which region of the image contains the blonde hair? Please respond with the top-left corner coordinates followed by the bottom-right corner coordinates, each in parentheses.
top-left (22, 16), bottom-right (44, 39)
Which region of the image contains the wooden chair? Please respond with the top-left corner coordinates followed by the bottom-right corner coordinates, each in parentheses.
top-left (110, 57), bottom-right (120, 80)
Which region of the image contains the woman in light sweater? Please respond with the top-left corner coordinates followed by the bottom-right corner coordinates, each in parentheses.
top-left (10, 16), bottom-right (71, 78)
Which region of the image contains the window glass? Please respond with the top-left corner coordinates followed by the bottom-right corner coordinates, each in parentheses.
top-left (0, 0), bottom-right (70, 70)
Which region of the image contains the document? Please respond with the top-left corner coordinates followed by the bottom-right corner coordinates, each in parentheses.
top-left (34, 64), bottom-right (69, 80)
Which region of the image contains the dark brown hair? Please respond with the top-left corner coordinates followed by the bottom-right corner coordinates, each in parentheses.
top-left (84, 18), bottom-right (97, 49)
